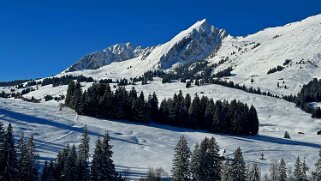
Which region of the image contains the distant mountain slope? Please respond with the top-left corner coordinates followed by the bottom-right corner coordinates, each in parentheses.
top-left (66, 19), bottom-right (227, 73)
top-left (208, 14), bottom-right (321, 96)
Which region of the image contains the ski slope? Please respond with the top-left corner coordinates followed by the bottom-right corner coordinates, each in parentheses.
top-left (1, 79), bottom-right (321, 178)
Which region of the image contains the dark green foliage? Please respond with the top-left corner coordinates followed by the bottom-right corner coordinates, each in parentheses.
top-left (44, 95), bottom-right (54, 101)
top-left (91, 133), bottom-right (119, 181)
top-left (2, 123), bottom-right (18, 181)
top-left (0, 79), bottom-right (30, 87)
top-left (284, 131), bottom-right (291, 139)
top-left (214, 67), bottom-right (233, 77)
top-left (41, 75), bottom-right (94, 87)
top-left (171, 136), bottom-right (191, 181)
top-left (231, 147), bottom-right (246, 181)
top-left (190, 137), bottom-right (222, 181)
top-left (294, 78), bottom-right (321, 117)
top-left (267, 65), bottom-right (284, 74)
top-left (67, 82), bottom-right (259, 135)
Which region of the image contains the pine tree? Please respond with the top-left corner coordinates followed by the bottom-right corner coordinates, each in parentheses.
top-left (63, 145), bottom-right (78, 181)
top-left (0, 122), bottom-right (6, 173)
top-left (221, 159), bottom-right (232, 181)
top-left (231, 147), bottom-right (246, 181)
top-left (101, 132), bottom-right (118, 180)
top-left (205, 137), bottom-right (221, 180)
top-left (65, 81), bottom-right (76, 106)
top-left (1, 123), bottom-right (17, 181)
top-left (91, 139), bottom-right (104, 181)
top-left (171, 136), bottom-right (191, 181)
top-left (314, 149), bottom-right (321, 181)
top-left (190, 142), bottom-right (201, 181)
top-left (41, 160), bottom-right (49, 181)
top-left (294, 156), bottom-right (303, 181)
top-left (248, 163), bottom-right (260, 181)
top-left (17, 133), bottom-right (28, 181)
top-left (77, 125), bottom-right (90, 180)
top-left (247, 105), bottom-right (259, 135)
top-left (278, 158), bottom-right (287, 181)
top-left (270, 160), bottom-right (279, 181)
top-left (302, 158), bottom-right (309, 180)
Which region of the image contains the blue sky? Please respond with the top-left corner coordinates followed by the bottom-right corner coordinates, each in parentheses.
top-left (0, 0), bottom-right (320, 81)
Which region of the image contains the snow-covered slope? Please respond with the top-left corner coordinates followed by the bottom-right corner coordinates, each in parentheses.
top-left (67, 43), bottom-right (151, 72)
top-left (1, 80), bottom-right (321, 178)
top-left (209, 14), bottom-right (321, 96)
top-left (61, 14), bottom-right (321, 97)
top-left (64, 19), bottom-right (227, 76)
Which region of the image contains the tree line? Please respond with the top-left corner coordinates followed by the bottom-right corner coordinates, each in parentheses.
top-left (65, 81), bottom-right (259, 135)
top-left (0, 122), bottom-right (123, 181)
top-left (171, 136), bottom-right (321, 181)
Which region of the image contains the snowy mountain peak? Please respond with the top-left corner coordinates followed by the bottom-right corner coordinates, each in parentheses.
top-left (67, 43), bottom-right (146, 72)
top-left (149, 19), bottom-right (228, 68)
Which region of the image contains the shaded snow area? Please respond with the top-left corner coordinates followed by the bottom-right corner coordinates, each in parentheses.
top-left (1, 79), bottom-right (321, 179)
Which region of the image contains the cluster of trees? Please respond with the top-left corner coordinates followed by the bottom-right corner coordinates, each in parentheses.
top-left (0, 122), bottom-right (38, 180)
top-left (41, 75), bottom-right (94, 87)
top-left (293, 78), bottom-right (321, 118)
top-left (171, 136), bottom-right (321, 181)
top-left (171, 136), bottom-right (249, 181)
top-left (267, 65), bottom-right (284, 75)
top-left (0, 122), bottom-right (123, 181)
top-left (65, 81), bottom-right (259, 135)
top-left (158, 91), bottom-right (259, 135)
top-left (42, 127), bottom-right (122, 181)
top-left (0, 79), bottom-right (29, 87)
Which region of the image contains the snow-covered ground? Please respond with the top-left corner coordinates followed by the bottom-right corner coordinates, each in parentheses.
top-left (1, 79), bottom-right (321, 179)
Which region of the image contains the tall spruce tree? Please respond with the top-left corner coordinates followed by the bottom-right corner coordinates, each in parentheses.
top-left (314, 149), bottom-right (321, 181)
top-left (1, 123), bottom-right (17, 181)
top-left (101, 132), bottom-right (118, 180)
top-left (278, 158), bottom-right (287, 181)
top-left (91, 139), bottom-right (104, 181)
top-left (205, 137), bottom-right (221, 180)
top-left (190, 142), bottom-right (201, 181)
top-left (248, 163), bottom-right (260, 181)
top-left (63, 145), bottom-right (78, 181)
top-left (294, 156), bottom-right (303, 181)
top-left (171, 136), bottom-right (191, 181)
top-left (77, 125), bottom-right (90, 180)
top-left (248, 105), bottom-right (259, 135)
top-left (65, 81), bottom-right (76, 107)
top-left (230, 147), bottom-right (246, 181)
top-left (0, 122), bottom-right (5, 173)
top-left (221, 159), bottom-right (232, 181)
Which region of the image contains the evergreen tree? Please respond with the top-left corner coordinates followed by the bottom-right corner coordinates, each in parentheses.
top-left (247, 105), bottom-right (259, 135)
top-left (302, 158), bottom-right (309, 180)
top-left (0, 122), bottom-right (6, 173)
top-left (190, 142), bottom-right (201, 180)
top-left (41, 160), bottom-right (54, 181)
top-left (41, 160), bottom-right (49, 181)
top-left (148, 92), bottom-right (159, 121)
top-left (188, 94), bottom-right (200, 128)
top-left (278, 158), bottom-right (287, 181)
top-left (77, 125), bottom-right (90, 180)
top-left (248, 163), bottom-right (260, 181)
top-left (270, 160), bottom-right (279, 181)
top-left (91, 139), bottom-right (103, 181)
top-left (230, 147), bottom-right (246, 181)
top-left (221, 159), bottom-right (232, 181)
top-left (65, 81), bottom-right (76, 106)
top-left (205, 137), bottom-right (221, 180)
top-left (1, 123), bottom-right (17, 181)
top-left (294, 156), bottom-right (303, 181)
top-left (313, 149), bottom-right (321, 181)
top-left (101, 132), bottom-right (118, 180)
top-left (63, 145), bottom-right (78, 181)
top-left (171, 136), bottom-right (191, 181)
